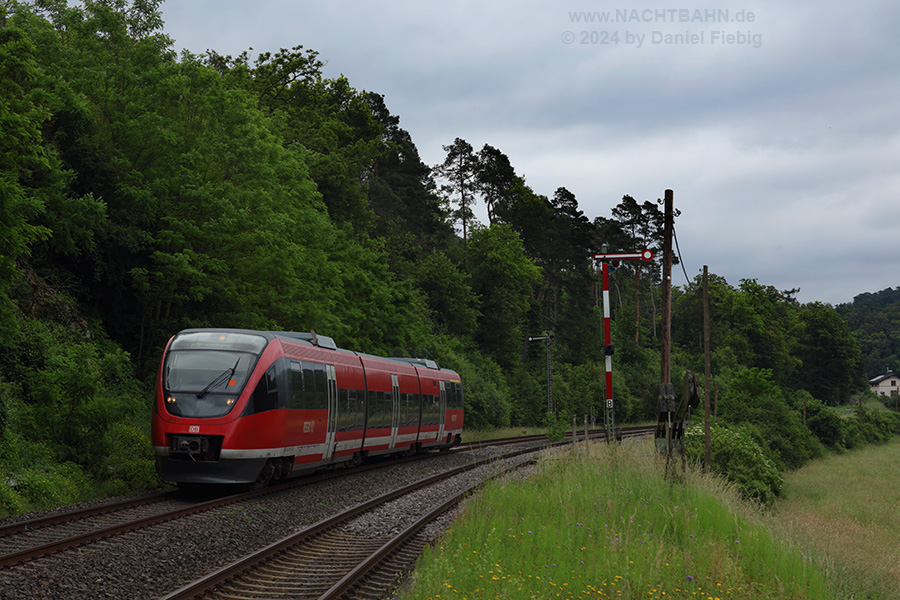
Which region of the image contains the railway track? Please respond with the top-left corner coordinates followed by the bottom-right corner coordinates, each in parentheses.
top-left (160, 445), bottom-right (540, 600)
top-left (0, 490), bottom-right (184, 567)
top-left (0, 424), bottom-right (646, 569)
top-left (0, 450), bottom-right (449, 569)
top-left (161, 426), bottom-right (654, 600)
top-left (0, 431), bottom-right (547, 569)
top-left (458, 424), bottom-right (653, 450)
top-left (0, 427), bottom-right (653, 599)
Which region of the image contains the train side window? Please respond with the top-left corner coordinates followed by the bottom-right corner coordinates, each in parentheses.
top-left (251, 365), bottom-right (279, 413)
top-left (290, 361), bottom-right (304, 409)
top-left (302, 363), bottom-right (318, 408)
top-left (379, 390), bottom-right (388, 428)
top-left (451, 382), bottom-right (463, 409)
top-left (403, 392), bottom-right (418, 427)
top-left (312, 363), bottom-right (327, 409)
top-left (368, 389), bottom-right (378, 426)
top-left (369, 390), bottom-right (388, 429)
top-left (429, 393), bottom-right (441, 424)
top-left (349, 389), bottom-right (364, 430)
top-left (337, 388), bottom-right (349, 431)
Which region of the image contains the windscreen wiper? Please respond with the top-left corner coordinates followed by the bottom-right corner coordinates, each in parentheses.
top-left (196, 358), bottom-right (240, 399)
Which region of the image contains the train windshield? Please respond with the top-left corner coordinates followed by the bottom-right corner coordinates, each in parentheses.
top-left (163, 332), bottom-right (268, 418)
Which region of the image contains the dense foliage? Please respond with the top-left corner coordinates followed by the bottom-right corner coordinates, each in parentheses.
top-left (836, 287), bottom-right (900, 379)
top-left (684, 423), bottom-right (784, 506)
top-left (0, 0), bottom-right (893, 513)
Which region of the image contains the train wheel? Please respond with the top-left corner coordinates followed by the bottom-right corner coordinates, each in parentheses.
top-left (281, 457), bottom-right (293, 480)
top-left (347, 452), bottom-right (362, 468)
top-left (272, 459), bottom-right (284, 480)
top-left (250, 459), bottom-right (276, 490)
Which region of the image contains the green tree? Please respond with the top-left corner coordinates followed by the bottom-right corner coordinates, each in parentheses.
top-left (275, 74), bottom-right (384, 230)
top-left (414, 253), bottom-right (479, 341)
top-left (211, 45), bottom-right (384, 231)
top-left (466, 225), bottom-right (542, 369)
top-left (540, 188), bottom-right (597, 362)
top-left (434, 137), bottom-right (479, 241)
top-left (365, 92), bottom-right (454, 251)
top-left (794, 302), bottom-right (864, 405)
top-left (0, 8), bottom-right (52, 337)
top-left (609, 195), bottom-right (664, 345)
top-left (717, 367), bottom-right (821, 469)
top-left (836, 287), bottom-right (900, 378)
top-left (724, 279), bottom-right (801, 386)
top-left (474, 143), bottom-right (516, 224)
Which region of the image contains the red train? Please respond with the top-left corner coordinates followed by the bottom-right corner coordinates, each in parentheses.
top-left (152, 329), bottom-right (464, 487)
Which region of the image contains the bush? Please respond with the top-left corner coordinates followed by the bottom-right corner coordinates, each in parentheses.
top-left (684, 423), bottom-right (783, 506)
top-left (842, 418), bottom-right (863, 449)
top-left (0, 482), bottom-right (24, 516)
top-left (839, 406), bottom-right (900, 451)
top-left (804, 398), bottom-right (844, 448)
top-left (542, 410), bottom-right (570, 441)
top-left (507, 366), bottom-right (546, 426)
top-left (856, 407), bottom-right (900, 445)
top-left (0, 309), bottom-right (161, 513)
top-left (717, 368), bottom-right (821, 469)
top-left (14, 462), bottom-right (91, 508)
top-left (102, 422), bottom-right (161, 491)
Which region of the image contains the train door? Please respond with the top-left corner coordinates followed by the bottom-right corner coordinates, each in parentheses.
top-left (437, 380), bottom-right (448, 443)
top-left (323, 365), bottom-right (338, 461)
top-left (389, 374), bottom-right (400, 449)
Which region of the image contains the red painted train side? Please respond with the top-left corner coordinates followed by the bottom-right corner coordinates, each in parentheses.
top-left (151, 329), bottom-right (464, 486)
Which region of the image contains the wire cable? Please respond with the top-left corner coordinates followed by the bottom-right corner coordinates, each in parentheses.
top-left (672, 222), bottom-right (696, 292)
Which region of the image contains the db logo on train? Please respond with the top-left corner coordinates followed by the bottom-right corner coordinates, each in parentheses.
top-left (189, 425), bottom-right (200, 433)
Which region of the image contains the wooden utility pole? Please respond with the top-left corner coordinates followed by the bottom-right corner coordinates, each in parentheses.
top-left (654, 190), bottom-right (676, 455)
top-left (714, 382), bottom-right (719, 419)
top-left (703, 265), bottom-right (711, 472)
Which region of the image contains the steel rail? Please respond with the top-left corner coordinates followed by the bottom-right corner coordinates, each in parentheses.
top-left (318, 462), bottom-right (527, 600)
top-left (0, 443), bottom-right (463, 567)
top-left (0, 490), bottom-right (174, 538)
top-left (159, 445), bottom-right (541, 600)
top-left (0, 427), bottom-right (652, 571)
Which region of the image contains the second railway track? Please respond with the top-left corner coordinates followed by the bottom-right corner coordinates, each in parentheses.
top-left (0, 428), bottom-right (653, 599)
top-left (161, 446), bottom-right (540, 600)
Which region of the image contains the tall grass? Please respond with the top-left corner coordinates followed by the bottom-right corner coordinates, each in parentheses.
top-left (772, 437), bottom-right (900, 600)
top-left (400, 441), bottom-right (833, 599)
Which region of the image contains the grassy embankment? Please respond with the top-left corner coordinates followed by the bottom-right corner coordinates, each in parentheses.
top-left (399, 440), bottom-right (834, 599)
top-left (772, 437), bottom-right (900, 600)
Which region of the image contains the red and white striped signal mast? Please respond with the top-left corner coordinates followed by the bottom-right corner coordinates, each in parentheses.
top-left (592, 247), bottom-right (654, 442)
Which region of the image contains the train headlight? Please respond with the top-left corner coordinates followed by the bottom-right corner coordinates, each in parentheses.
top-left (225, 398), bottom-right (235, 406)
top-left (166, 396), bottom-right (176, 404)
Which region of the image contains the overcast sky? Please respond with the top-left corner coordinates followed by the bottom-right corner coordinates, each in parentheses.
top-left (158, 1), bottom-right (900, 306)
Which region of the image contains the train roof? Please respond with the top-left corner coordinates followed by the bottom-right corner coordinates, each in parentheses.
top-left (174, 328), bottom-right (454, 374)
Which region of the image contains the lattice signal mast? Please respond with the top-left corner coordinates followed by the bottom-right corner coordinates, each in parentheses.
top-left (592, 248), bottom-right (654, 442)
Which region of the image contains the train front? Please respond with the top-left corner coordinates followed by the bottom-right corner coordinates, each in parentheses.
top-left (152, 329), bottom-right (272, 485)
